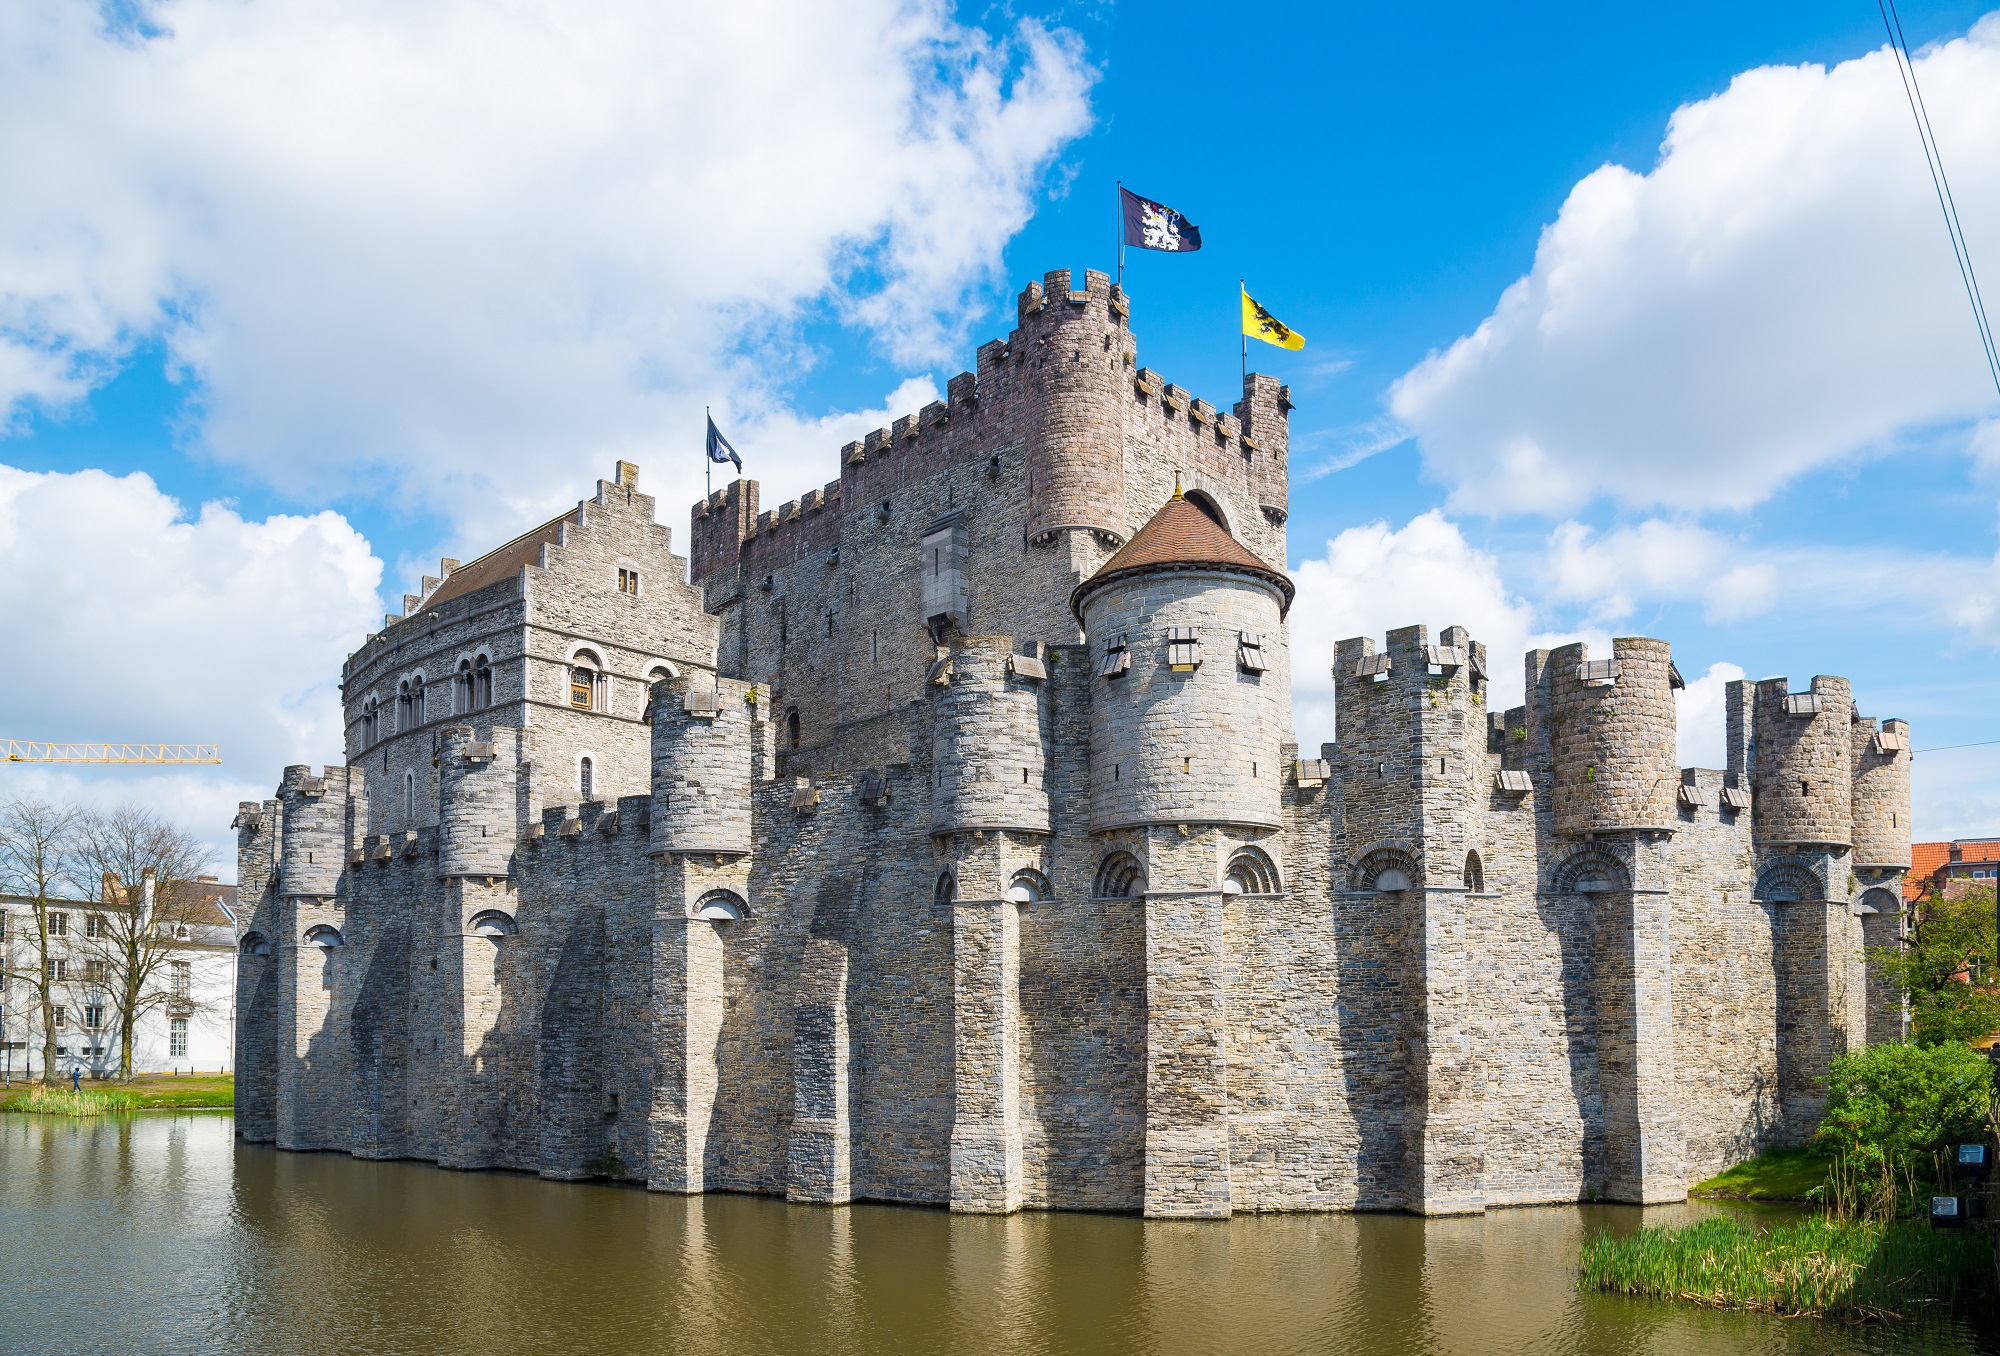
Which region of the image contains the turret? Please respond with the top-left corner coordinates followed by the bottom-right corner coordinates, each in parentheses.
top-left (1074, 490), bottom-right (1293, 833)
top-left (1849, 715), bottom-right (1911, 868)
top-left (1549, 638), bottom-right (1679, 837)
top-left (279, 764), bottom-right (352, 899)
top-left (1020, 268), bottom-right (1130, 547)
top-left (1752, 677), bottom-right (1854, 851)
top-left (437, 725), bottom-right (519, 877)
top-left (650, 675), bottom-right (757, 855)
top-left (929, 637), bottom-right (1050, 836)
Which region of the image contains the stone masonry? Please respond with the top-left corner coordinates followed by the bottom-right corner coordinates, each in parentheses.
top-left (234, 267), bottom-right (1911, 1216)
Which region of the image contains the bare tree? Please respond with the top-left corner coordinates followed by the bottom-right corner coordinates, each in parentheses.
top-left (73, 806), bottom-right (215, 1079)
top-left (0, 797), bottom-right (81, 1083)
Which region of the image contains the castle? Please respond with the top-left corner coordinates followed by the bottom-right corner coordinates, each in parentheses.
top-left (232, 268), bottom-right (1912, 1216)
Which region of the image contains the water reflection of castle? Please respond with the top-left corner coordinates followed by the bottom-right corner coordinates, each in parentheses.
top-left (233, 269), bottom-right (1910, 1216)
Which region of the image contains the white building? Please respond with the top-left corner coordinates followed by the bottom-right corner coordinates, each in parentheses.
top-left (0, 876), bottom-right (237, 1080)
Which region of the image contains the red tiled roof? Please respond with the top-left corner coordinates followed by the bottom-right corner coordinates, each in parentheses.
top-left (1072, 491), bottom-right (1294, 620)
top-left (421, 510), bottom-right (577, 611)
top-left (1905, 839), bottom-right (2000, 900)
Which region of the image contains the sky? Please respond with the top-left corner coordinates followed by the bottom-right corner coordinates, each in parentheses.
top-left (3, 0), bottom-right (1999, 873)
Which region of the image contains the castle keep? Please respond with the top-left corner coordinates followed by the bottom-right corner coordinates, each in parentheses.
top-left (232, 268), bottom-right (1911, 1216)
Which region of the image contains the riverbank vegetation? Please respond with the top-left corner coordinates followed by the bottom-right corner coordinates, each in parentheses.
top-left (1585, 1040), bottom-right (1997, 1322)
top-left (1690, 1146), bottom-right (1829, 1201)
top-left (1580, 1214), bottom-right (1990, 1319)
top-left (1, 1073), bottom-right (232, 1114)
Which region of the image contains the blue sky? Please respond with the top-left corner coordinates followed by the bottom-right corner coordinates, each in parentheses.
top-left (3, 0), bottom-right (1999, 864)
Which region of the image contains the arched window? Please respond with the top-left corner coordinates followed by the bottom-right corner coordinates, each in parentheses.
top-left (786, 707), bottom-right (801, 750)
top-left (1093, 851), bottom-right (1146, 899)
top-left (239, 931), bottom-right (271, 957)
top-left (404, 770), bottom-right (417, 821)
top-left (570, 651), bottom-right (601, 710)
top-left (1552, 850), bottom-right (1630, 896)
top-left (360, 696), bottom-right (379, 747)
top-left (303, 924), bottom-right (344, 948)
top-left (579, 757), bottom-right (594, 800)
top-left (935, 872), bottom-right (957, 907)
top-left (1463, 851), bottom-right (1484, 894)
top-left (410, 674), bottom-right (426, 725)
top-left (456, 659), bottom-right (474, 714)
top-left (1223, 846), bottom-right (1280, 895)
top-left (473, 655), bottom-right (493, 710)
top-left (689, 890), bottom-right (746, 921)
top-left (468, 910), bottom-right (517, 938)
top-left (395, 679), bottom-right (410, 733)
top-left (1184, 489), bottom-right (1228, 530)
top-left (1006, 868), bottom-right (1050, 903)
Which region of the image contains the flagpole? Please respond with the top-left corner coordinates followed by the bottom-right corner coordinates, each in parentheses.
top-left (1239, 280), bottom-right (1247, 392)
top-left (1115, 181), bottom-right (1124, 291)
top-left (705, 406), bottom-right (712, 498)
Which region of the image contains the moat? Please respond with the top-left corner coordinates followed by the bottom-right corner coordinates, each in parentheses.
top-left (2, 1113), bottom-right (1990, 1356)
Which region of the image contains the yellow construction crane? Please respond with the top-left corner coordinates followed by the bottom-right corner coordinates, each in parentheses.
top-left (3, 741), bottom-right (220, 765)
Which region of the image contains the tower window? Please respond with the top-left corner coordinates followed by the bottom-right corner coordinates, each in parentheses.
top-left (1236, 632), bottom-right (1267, 674)
top-left (1800, 780), bottom-right (1810, 798)
top-left (1166, 627), bottom-right (1201, 672)
top-left (580, 757), bottom-right (594, 800)
top-left (618, 568), bottom-right (641, 595)
top-left (569, 652), bottom-right (602, 710)
top-left (404, 770), bottom-right (416, 820)
top-left (787, 708), bottom-right (801, 750)
top-left (474, 656), bottom-right (492, 709)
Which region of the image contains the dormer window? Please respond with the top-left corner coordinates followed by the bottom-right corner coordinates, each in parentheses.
top-left (618, 568), bottom-right (641, 596)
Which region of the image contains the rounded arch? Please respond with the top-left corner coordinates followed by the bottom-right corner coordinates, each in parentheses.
top-left (1006, 867), bottom-right (1051, 904)
top-left (689, 889), bottom-right (745, 922)
top-left (564, 642), bottom-right (607, 668)
top-left (303, 924), bottom-right (344, 948)
top-left (1551, 849), bottom-right (1630, 895)
top-left (1351, 846), bottom-right (1420, 894)
top-left (934, 871), bottom-right (958, 907)
top-left (1858, 886), bottom-right (1900, 916)
top-left (467, 910), bottom-right (517, 938)
top-left (1183, 488), bottom-right (1229, 532)
top-left (1463, 850), bottom-right (1485, 894)
top-left (577, 753), bottom-right (598, 800)
top-left (1755, 861), bottom-right (1824, 904)
top-left (644, 658), bottom-right (682, 683)
top-left (239, 931), bottom-right (271, 957)
top-left (786, 707), bottom-right (801, 750)
top-left (1093, 850), bottom-right (1146, 899)
top-left (1223, 845), bottom-right (1281, 895)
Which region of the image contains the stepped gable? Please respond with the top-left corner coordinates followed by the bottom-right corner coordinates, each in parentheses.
top-left (1071, 485), bottom-right (1294, 621)
top-left (424, 509), bottom-right (578, 608)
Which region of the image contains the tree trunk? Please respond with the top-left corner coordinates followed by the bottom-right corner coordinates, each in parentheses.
top-left (39, 994), bottom-right (57, 1085)
top-left (118, 1006), bottom-right (137, 1080)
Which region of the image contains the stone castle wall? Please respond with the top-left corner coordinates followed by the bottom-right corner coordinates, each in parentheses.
top-left (237, 269), bottom-right (1910, 1217)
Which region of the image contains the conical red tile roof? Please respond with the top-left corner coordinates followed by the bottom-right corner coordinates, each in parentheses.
top-left (1072, 489), bottom-right (1294, 620)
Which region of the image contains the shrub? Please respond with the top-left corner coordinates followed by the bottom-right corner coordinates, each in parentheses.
top-left (1813, 1041), bottom-right (1993, 1216)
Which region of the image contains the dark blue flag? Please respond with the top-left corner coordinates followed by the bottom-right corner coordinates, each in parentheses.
top-left (1120, 187), bottom-right (1202, 253)
top-left (706, 415), bottom-right (742, 471)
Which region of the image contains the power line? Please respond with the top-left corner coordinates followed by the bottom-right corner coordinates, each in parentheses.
top-left (1877, 0), bottom-right (2000, 396)
top-left (1911, 738), bottom-right (2000, 754)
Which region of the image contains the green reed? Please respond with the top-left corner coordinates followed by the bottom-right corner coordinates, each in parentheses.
top-left (5, 1084), bottom-right (141, 1117)
top-left (1579, 1214), bottom-right (1992, 1320)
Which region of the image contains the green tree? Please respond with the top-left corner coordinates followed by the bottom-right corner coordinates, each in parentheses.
top-left (1868, 883), bottom-right (2000, 1046)
top-left (1813, 1041), bottom-right (1994, 1216)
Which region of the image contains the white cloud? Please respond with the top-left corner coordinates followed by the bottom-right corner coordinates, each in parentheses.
top-left (0, 465), bottom-right (380, 866)
top-left (1287, 510), bottom-right (1610, 749)
top-left (0, 1), bottom-right (1094, 537)
top-left (1391, 17), bottom-right (2000, 514)
top-left (1673, 660), bottom-right (1746, 769)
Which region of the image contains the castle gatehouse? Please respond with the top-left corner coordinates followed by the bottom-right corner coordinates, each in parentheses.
top-left (232, 268), bottom-right (1910, 1216)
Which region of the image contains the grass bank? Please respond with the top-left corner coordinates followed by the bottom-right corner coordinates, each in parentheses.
top-left (1580, 1214), bottom-right (1992, 1320)
top-left (1, 1073), bottom-right (233, 1114)
top-left (1689, 1146), bottom-right (1830, 1201)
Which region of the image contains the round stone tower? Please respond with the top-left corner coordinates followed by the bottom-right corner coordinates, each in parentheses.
top-left (1073, 489), bottom-right (1293, 833)
top-left (278, 763), bottom-right (348, 898)
top-left (1549, 637), bottom-right (1679, 838)
top-left (1752, 676), bottom-right (1854, 850)
top-left (437, 725), bottom-right (516, 877)
top-left (930, 637), bottom-right (1050, 836)
top-left (1850, 716), bottom-right (1910, 867)
top-left (1020, 268), bottom-right (1130, 548)
top-left (650, 675), bottom-right (754, 856)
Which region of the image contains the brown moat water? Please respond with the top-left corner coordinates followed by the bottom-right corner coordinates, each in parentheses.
top-left (1, 1112), bottom-right (1991, 1356)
